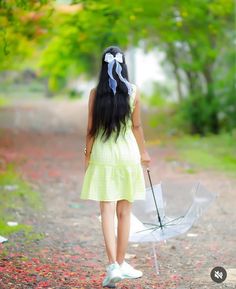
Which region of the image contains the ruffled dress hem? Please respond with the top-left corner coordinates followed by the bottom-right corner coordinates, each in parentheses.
top-left (80, 162), bottom-right (146, 202)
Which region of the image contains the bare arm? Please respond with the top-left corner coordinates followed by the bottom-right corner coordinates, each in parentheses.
top-left (84, 88), bottom-right (96, 169)
top-left (131, 87), bottom-right (151, 167)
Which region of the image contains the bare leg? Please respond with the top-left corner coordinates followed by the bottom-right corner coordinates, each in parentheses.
top-left (100, 201), bottom-right (117, 264)
top-left (116, 200), bottom-right (132, 265)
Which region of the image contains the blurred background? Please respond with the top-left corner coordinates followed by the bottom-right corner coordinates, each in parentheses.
top-left (0, 0), bottom-right (235, 187)
top-left (0, 1), bottom-right (236, 287)
top-left (0, 1), bottom-right (235, 126)
top-left (1, 0), bottom-right (235, 149)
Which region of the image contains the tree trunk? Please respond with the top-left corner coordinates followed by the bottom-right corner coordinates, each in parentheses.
top-left (44, 77), bottom-right (53, 98)
top-left (166, 44), bottom-right (183, 102)
top-left (203, 67), bottom-right (219, 134)
top-left (185, 70), bottom-right (205, 135)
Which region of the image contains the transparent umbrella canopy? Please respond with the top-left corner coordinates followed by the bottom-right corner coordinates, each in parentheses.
top-left (129, 168), bottom-right (217, 242)
top-left (127, 168), bottom-right (218, 274)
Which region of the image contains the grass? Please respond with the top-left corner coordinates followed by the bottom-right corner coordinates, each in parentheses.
top-left (0, 163), bottom-right (44, 237)
top-left (0, 95), bottom-right (12, 107)
top-left (0, 219), bottom-right (32, 236)
top-left (173, 133), bottom-right (236, 175)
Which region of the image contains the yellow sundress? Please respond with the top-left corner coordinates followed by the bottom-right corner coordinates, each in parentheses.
top-left (80, 84), bottom-right (146, 202)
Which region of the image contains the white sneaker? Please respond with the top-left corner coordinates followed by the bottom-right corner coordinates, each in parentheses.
top-left (102, 262), bottom-right (122, 288)
top-left (120, 261), bottom-right (143, 279)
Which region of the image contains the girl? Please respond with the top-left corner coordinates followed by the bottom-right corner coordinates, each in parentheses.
top-left (80, 46), bottom-right (151, 288)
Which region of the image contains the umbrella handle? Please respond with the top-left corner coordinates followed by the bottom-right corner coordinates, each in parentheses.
top-left (146, 167), bottom-right (164, 229)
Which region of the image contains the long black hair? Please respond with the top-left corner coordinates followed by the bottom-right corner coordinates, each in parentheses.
top-left (89, 46), bottom-right (132, 142)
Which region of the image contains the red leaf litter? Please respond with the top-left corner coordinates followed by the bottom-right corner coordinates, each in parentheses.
top-left (1, 115), bottom-right (233, 289)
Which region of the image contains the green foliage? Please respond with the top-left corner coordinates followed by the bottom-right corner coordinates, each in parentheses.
top-left (1, 0), bottom-right (235, 133)
top-left (136, 0), bottom-right (235, 134)
top-left (68, 89), bottom-right (83, 99)
top-left (38, 1), bottom-right (132, 91)
top-left (0, 0), bottom-right (52, 70)
top-left (214, 43), bottom-right (236, 131)
top-left (179, 93), bottom-right (220, 135)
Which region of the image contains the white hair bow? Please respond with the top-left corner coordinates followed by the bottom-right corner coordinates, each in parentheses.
top-left (104, 52), bottom-right (123, 63)
top-left (104, 52), bottom-right (133, 95)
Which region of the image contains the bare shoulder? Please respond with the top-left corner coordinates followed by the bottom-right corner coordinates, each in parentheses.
top-left (91, 87), bottom-right (96, 93)
top-left (88, 87), bottom-right (96, 103)
top-left (90, 87), bottom-right (96, 97)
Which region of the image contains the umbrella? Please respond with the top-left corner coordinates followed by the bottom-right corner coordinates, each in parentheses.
top-left (128, 168), bottom-right (218, 274)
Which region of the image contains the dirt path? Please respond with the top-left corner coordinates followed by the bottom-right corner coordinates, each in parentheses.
top-left (0, 100), bottom-right (235, 289)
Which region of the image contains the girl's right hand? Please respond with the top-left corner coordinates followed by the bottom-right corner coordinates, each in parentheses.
top-left (140, 150), bottom-right (151, 167)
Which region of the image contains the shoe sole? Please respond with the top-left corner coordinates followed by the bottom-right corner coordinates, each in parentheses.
top-left (111, 276), bottom-right (122, 283)
top-left (122, 273), bottom-right (143, 279)
top-left (103, 276), bottom-right (122, 288)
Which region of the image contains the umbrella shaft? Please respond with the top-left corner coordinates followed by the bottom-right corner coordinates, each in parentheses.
top-left (147, 168), bottom-right (164, 228)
